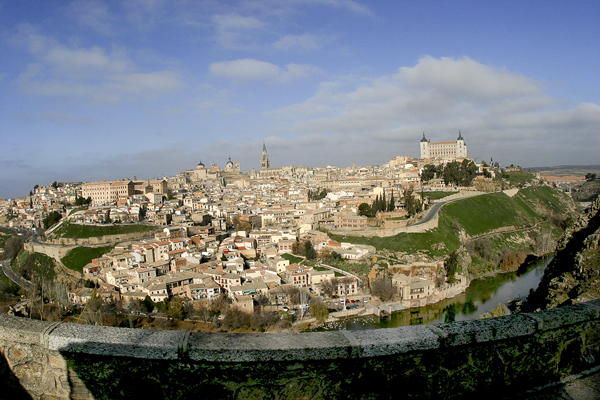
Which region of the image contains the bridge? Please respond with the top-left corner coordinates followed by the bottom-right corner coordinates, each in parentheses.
top-left (0, 299), bottom-right (599, 399)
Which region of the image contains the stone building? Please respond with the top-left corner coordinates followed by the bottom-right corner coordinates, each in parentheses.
top-left (81, 180), bottom-right (135, 206)
top-left (420, 131), bottom-right (467, 159)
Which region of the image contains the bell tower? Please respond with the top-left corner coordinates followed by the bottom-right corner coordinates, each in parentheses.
top-left (260, 142), bottom-right (270, 170)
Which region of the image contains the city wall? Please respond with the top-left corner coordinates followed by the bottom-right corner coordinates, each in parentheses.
top-left (1, 300), bottom-right (599, 399)
top-left (332, 213), bottom-right (438, 237)
top-left (24, 242), bottom-right (82, 280)
top-left (46, 229), bottom-right (159, 246)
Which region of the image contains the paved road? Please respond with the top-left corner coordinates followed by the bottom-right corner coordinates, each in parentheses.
top-left (1, 259), bottom-right (33, 292)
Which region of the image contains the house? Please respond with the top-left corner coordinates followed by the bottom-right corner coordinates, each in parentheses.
top-left (68, 287), bottom-right (94, 305)
top-left (232, 295), bottom-right (254, 314)
top-left (285, 264), bottom-right (312, 288)
top-left (309, 269), bottom-right (335, 286)
top-left (331, 276), bottom-right (359, 297)
top-left (392, 273), bottom-right (435, 307)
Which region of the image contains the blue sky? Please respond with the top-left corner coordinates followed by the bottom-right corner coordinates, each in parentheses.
top-left (1, 0), bottom-right (599, 199)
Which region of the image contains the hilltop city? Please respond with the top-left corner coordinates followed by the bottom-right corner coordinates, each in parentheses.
top-left (0, 132), bottom-right (588, 330)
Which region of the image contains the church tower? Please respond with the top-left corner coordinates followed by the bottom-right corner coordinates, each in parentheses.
top-left (260, 142), bottom-right (270, 170)
top-left (456, 130), bottom-right (467, 158)
top-left (420, 132), bottom-right (430, 159)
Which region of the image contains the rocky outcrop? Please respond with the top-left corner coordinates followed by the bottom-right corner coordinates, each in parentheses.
top-left (522, 197), bottom-right (600, 311)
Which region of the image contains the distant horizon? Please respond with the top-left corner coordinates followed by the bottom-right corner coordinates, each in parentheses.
top-left (3, 161), bottom-right (599, 201)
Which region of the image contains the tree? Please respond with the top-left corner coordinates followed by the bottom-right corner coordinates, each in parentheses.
top-left (388, 191), bottom-right (395, 212)
top-left (442, 162), bottom-right (461, 186)
top-left (320, 278), bottom-right (336, 298)
top-left (304, 241), bottom-right (316, 260)
top-left (403, 188), bottom-right (422, 217)
top-left (585, 173), bottom-right (597, 181)
top-left (421, 164), bottom-right (437, 182)
top-left (370, 277), bottom-right (396, 301)
top-left (3, 236), bottom-right (24, 260)
top-left (308, 188), bottom-right (328, 201)
top-left (166, 296), bottom-right (187, 320)
top-left (358, 203), bottom-right (374, 218)
top-left (292, 239), bottom-right (305, 256)
top-left (445, 251), bottom-right (459, 283)
top-left (460, 159), bottom-right (477, 186)
top-left (43, 211), bottom-right (62, 229)
top-left (75, 196), bottom-right (92, 206)
top-left (310, 301), bottom-right (329, 324)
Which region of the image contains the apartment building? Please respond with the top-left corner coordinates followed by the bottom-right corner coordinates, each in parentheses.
top-left (81, 180), bottom-right (135, 205)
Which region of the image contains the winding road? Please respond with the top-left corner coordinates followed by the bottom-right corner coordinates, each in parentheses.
top-left (1, 259), bottom-right (33, 292)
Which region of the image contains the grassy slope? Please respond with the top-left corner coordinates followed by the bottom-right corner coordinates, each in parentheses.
top-left (51, 223), bottom-right (154, 239)
top-left (331, 186), bottom-right (572, 259)
top-left (61, 245), bottom-right (115, 273)
top-left (423, 191), bottom-right (458, 200)
top-left (281, 253), bottom-right (303, 264)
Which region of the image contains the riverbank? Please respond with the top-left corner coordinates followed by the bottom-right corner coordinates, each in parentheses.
top-left (309, 257), bottom-right (551, 331)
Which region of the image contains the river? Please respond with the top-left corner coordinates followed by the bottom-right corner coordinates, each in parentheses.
top-left (315, 256), bottom-right (551, 331)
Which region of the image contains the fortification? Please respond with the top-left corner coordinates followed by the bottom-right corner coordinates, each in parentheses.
top-left (1, 300), bottom-right (599, 399)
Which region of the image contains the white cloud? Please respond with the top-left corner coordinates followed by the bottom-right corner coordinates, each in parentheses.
top-left (273, 33), bottom-right (321, 51)
top-left (400, 56), bottom-right (540, 99)
top-left (13, 26), bottom-right (184, 103)
top-left (209, 59), bottom-right (321, 83)
top-left (294, 0), bottom-right (372, 15)
top-left (265, 56), bottom-right (599, 167)
top-left (210, 59), bottom-right (279, 81)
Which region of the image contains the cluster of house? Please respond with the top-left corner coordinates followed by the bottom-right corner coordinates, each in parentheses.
top-left (3, 143), bottom-right (483, 313)
top-left (68, 226), bottom-right (362, 313)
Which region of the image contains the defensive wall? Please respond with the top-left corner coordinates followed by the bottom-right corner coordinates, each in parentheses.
top-left (24, 242), bottom-right (82, 280)
top-left (1, 299), bottom-right (599, 399)
top-left (46, 229), bottom-right (159, 246)
top-left (332, 212), bottom-right (438, 237)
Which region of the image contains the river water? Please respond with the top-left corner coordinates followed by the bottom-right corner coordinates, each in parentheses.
top-left (315, 257), bottom-right (550, 331)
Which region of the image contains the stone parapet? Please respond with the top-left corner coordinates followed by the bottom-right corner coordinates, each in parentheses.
top-left (0, 299), bottom-right (599, 399)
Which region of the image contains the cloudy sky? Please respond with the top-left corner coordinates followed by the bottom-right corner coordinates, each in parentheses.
top-left (1, 1), bottom-right (599, 198)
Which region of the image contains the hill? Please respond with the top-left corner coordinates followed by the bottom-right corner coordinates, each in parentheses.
top-left (331, 185), bottom-right (577, 278)
top-left (519, 196), bottom-right (600, 311)
top-left (528, 164), bottom-right (600, 177)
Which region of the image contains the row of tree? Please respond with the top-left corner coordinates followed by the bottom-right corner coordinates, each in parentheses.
top-left (421, 159), bottom-right (482, 187)
top-left (358, 188), bottom-right (422, 218)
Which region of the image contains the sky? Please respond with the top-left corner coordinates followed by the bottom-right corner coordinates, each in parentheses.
top-left (1, 0), bottom-right (599, 199)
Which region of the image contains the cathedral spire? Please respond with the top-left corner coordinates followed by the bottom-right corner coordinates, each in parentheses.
top-left (260, 142), bottom-right (270, 170)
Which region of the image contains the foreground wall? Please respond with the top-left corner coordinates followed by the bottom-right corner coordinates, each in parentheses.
top-left (1, 300), bottom-right (600, 399)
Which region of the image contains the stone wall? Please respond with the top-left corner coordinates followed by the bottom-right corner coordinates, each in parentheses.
top-left (1, 300), bottom-right (599, 399)
top-left (333, 213), bottom-right (438, 237)
top-left (47, 229), bottom-right (158, 246)
top-left (24, 242), bottom-right (82, 280)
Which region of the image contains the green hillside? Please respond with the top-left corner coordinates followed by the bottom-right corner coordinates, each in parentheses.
top-left (61, 245), bottom-right (115, 273)
top-left (331, 186), bottom-right (575, 261)
top-left (50, 222), bottom-right (154, 239)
